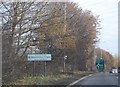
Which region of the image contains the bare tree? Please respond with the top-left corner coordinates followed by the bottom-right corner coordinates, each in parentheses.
top-left (1, 1), bottom-right (100, 83)
top-left (1, 2), bottom-right (65, 83)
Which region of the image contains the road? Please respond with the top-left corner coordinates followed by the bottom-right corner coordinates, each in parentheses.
top-left (71, 72), bottom-right (119, 87)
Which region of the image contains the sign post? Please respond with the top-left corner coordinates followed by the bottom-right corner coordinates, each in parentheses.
top-left (33, 61), bottom-right (35, 76)
top-left (96, 58), bottom-right (105, 72)
top-left (27, 54), bottom-right (51, 76)
top-left (44, 61), bottom-right (46, 77)
top-left (63, 55), bottom-right (67, 73)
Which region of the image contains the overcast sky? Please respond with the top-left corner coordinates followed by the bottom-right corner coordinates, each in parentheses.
top-left (71, 0), bottom-right (119, 55)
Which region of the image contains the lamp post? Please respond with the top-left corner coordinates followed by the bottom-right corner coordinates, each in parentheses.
top-left (101, 49), bottom-right (102, 58)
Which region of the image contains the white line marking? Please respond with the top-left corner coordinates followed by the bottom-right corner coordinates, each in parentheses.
top-left (66, 74), bottom-right (93, 87)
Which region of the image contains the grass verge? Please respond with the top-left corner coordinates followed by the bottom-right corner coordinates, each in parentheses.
top-left (4, 71), bottom-right (93, 85)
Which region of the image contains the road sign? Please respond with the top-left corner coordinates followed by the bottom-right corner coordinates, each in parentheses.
top-left (96, 58), bottom-right (105, 72)
top-left (27, 54), bottom-right (51, 61)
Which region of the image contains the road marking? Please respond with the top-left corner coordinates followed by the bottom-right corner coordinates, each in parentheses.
top-left (66, 74), bottom-right (93, 87)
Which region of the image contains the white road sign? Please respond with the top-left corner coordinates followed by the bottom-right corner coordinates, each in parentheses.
top-left (27, 54), bottom-right (51, 61)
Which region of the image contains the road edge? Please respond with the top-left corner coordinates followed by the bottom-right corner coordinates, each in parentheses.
top-left (66, 74), bottom-right (93, 87)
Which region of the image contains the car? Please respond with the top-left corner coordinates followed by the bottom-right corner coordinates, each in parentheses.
top-left (118, 67), bottom-right (120, 73)
top-left (109, 67), bottom-right (118, 74)
top-left (109, 70), bottom-right (112, 73)
top-left (112, 69), bottom-right (118, 73)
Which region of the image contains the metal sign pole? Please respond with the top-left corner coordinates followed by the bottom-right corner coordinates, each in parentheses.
top-left (33, 61), bottom-right (35, 76)
top-left (44, 61), bottom-right (46, 77)
top-left (63, 56), bottom-right (67, 73)
top-left (64, 58), bottom-right (65, 73)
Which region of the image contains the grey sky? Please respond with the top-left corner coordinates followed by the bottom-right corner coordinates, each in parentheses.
top-left (71, 0), bottom-right (119, 55)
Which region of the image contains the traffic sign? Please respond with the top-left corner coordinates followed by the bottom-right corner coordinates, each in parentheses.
top-left (96, 58), bottom-right (105, 72)
top-left (27, 54), bottom-right (51, 61)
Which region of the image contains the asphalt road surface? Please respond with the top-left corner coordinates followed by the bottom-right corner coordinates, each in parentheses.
top-left (72, 72), bottom-right (119, 86)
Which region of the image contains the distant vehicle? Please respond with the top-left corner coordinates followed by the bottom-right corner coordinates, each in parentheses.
top-left (109, 67), bottom-right (118, 74)
top-left (112, 69), bottom-right (118, 73)
top-left (109, 70), bottom-right (112, 73)
top-left (118, 67), bottom-right (120, 73)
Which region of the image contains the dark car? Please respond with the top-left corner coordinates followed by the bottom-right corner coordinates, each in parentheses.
top-left (118, 67), bottom-right (120, 73)
top-left (109, 70), bottom-right (112, 73)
